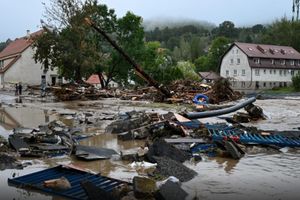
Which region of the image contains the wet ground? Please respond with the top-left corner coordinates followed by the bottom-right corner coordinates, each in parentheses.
top-left (0, 94), bottom-right (300, 200)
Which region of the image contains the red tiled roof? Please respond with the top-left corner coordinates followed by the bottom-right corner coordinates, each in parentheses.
top-left (0, 30), bottom-right (43, 59)
top-left (234, 42), bottom-right (300, 60)
top-left (86, 74), bottom-right (100, 84)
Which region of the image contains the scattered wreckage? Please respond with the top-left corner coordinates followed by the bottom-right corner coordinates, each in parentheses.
top-left (4, 94), bottom-right (300, 199)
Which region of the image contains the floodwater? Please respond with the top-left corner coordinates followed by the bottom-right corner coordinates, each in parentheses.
top-left (0, 95), bottom-right (300, 200)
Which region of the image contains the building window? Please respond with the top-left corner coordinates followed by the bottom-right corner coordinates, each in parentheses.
top-left (284, 70), bottom-right (287, 76)
top-left (264, 69), bottom-right (266, 74)
top-left (291, 60), bottom-right (295, 65)
top-left (298, 60), bottom-right (300, 65)
top-left (254, 58), bottom-right (260, 64)
top-left (241, 82), bottom-right (246, 88)
top-left (226, 70), bottom-right (229, 76)
top-left (232, 81), bottom-right (236, 87)
top-left (236, 49), bottom-right (238, 54)
top-left (233, 69), bottom-right (237, 76)
top-left (237, 58), bottom-right (240, 64)
top-left (279, 70), bottom-right (282, 76)
top-left (284, 82), bottom-right (287, 87)
top-left (263, 82), bottom-right (266, 87)
top-left (269, 69), bottom-right (272, 74)
top-left (291, 70), bottom-right (295, 76)
top-left (242, 69), bottom-right (245, 76)
top-left (269, 82), bottom-right (272, 87)
top-left (232, 50), bottom-right (235, 54)
top-left (281, 59), bottom-right (285, 65)
top-left (0, 60), bottom-right (4, 69)
top-left (230, 59), bottom-right (234, 64)
top-left (274, 70), bottom-right (276, 74)
top-left (271, 59), bottom-right (275, 65)
top-left (255, 69), bottom-right (260, 76)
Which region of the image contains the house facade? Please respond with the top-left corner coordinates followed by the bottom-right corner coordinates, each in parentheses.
top-left (220, 42), bottom-right (300, 92)
top-left (0, 30), bottom-right (58, 87)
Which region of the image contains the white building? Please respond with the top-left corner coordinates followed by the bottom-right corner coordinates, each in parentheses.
top-left (220, 42), bottom-right (300, 92)
top-left (0, 30), bottom-right (58, 87)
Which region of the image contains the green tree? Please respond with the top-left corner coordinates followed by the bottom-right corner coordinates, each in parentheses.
top-left (213, 21), bottom-right (238, 39)
top-left (194, 36), bottom-right (231, 72)
top-left (262, 17), bottom-right (300, 52)
top-left (292, 73), bottom-right (300, 91)
top-left (176, 61), bottom-right (199, 81)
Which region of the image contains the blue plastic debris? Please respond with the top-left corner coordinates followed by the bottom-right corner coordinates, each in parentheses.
top-left (192, 94), bottom-right (209, 105)
top-left (191, 143), bottom-right (217, 154)
top-left (8, 165), bottom-right (128, 200)
top-left (206, 125), bottom-right (300, 147)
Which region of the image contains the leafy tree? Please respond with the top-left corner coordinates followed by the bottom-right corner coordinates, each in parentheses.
top-left (262, 17), bottom-right (300, 52)
top-left (0, 39), bottom-right (12, 52)
top-left (34, 0), bottom-right (117, 83)
top-left (292, 73), bottom-right (300, 91)
top-left (213, 21), bottom-right (238, 39)
top-left (176, 61), bottom-right (199, 81)
top-left (194, 36), bottom-right (231, 72)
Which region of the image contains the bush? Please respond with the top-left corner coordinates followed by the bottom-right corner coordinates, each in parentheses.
top-left (292, 74), bottom-right (300, 91)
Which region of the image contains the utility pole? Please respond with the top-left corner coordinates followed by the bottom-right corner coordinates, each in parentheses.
top-left (293, 0), bottom-right (300, 21)
top-left (84, 18), bottom-right (172, 98)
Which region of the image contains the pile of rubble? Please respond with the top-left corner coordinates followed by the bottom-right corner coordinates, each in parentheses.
top-left (49, 78), bottom-right (242, 104)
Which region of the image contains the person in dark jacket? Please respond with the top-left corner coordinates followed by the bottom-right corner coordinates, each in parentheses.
top-left (18, 83), bottom-right (23, 95)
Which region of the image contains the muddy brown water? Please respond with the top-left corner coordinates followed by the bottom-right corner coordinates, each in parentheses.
top-left (0, 96), bottom-right (300, 200)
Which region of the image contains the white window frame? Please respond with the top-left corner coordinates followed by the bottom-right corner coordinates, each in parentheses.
top-left (255, 69), bottom-right (260, 76)
top-left (281, 59), bottom-right (285, 65)
top-left (254, 58), bottom-right (260, 64)
top-left (290, 60), bottom-right (295, 66)
top-left (233, 69), bottom-right (237, 76)
top-left (242, 69), bottom-right (245, 76)
top-left (271, 59), bottom-right (275, 65)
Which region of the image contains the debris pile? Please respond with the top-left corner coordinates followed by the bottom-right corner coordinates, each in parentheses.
top-left (50, 77), bottom-right (242, 105)
top-left (8, 120), bottom-right (75, 157)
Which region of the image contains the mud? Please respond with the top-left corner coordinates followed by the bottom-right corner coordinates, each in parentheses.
top-left (0, 95), bottom-right (300, 200)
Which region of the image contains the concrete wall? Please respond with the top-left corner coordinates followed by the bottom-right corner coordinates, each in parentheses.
top-left (3, 47), bottom-right (58, 86)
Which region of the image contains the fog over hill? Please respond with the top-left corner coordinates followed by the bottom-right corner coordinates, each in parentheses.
top-left (143, 17), bottom-right (216, 31)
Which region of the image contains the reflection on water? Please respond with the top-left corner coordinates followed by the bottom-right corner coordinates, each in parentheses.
top-left (184, 153), bottom-right (300, 200)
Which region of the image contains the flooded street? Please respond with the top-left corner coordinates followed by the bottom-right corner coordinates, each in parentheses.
top-left (0, 95), bottom-right (300, 200)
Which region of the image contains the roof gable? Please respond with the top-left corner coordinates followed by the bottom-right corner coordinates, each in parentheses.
top-left (0, 30), bottom-right (43, 59)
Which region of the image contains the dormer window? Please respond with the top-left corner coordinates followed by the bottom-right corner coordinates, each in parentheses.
top-left (281, 59), bottom-right (285, 65)
top-left (254, 58), bottom-right (260, 64)
top-left (291, 60), bottom-right (295, 65)
top-left (271, 59), bottom-right (275, 65)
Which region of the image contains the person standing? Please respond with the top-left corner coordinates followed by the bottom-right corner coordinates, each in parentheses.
top-left (15, 84), bottom-right (19, 96)
top-left (18, 83), bottom-right (23, 95)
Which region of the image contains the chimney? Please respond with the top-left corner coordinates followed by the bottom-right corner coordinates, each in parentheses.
top-left (26, 30), bottom-right (30, 39)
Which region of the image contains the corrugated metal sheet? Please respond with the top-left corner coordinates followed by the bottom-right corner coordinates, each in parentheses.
top-left (207, 125), bottom-right (300, 147)
top-left (8, 165), bottom-right (128, 200)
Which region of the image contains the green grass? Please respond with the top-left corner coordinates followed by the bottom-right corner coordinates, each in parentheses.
top-left (263, 86), bottom-right (296, 94)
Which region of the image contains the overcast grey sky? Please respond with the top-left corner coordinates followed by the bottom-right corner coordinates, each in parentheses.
top-left (0, 0), bottom-right (293, 41)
